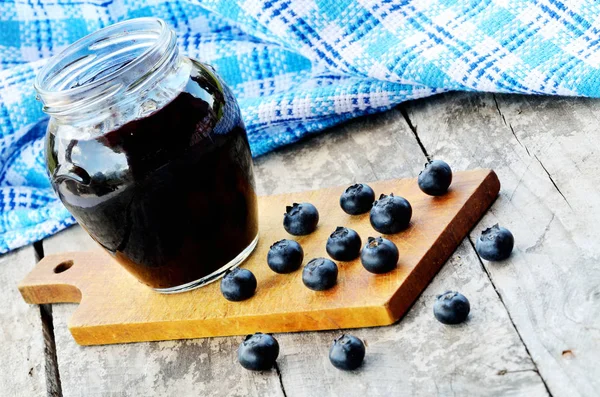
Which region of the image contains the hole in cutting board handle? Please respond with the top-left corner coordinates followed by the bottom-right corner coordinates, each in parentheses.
top-left (54, 260), bottom-right (74, 274)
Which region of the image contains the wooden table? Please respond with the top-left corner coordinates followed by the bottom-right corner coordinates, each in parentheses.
top-left (3, 92), bottom-right (598, 396)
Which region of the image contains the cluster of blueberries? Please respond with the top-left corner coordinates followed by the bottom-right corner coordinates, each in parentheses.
top-left (223, 160), bottom-right (515, 372)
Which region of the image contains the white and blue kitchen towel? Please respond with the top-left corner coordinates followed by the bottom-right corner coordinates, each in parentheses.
top-left (1, 0), bottom-right (600, 253)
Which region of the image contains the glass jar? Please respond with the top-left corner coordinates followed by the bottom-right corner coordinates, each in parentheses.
top-left (35, 18), bottom-right (259, 293)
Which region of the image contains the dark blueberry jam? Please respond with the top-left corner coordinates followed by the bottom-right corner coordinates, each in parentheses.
top-left (47, 64), bottom-right (258, 289)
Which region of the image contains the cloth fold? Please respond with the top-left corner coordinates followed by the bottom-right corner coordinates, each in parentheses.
top-left (1, 0), bottom-right (599, 252)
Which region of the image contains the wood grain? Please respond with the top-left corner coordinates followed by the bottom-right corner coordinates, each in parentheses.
top-left (0, 246), bottom-right (49, 396)
top-left (255, 110), bottom-right (548, 397)
top-left (20, 170), bottom-right (499, 345)
top-left (42, 226), bottom-right (285, 397)
top-left (40, 106), bottom-right (549, 396)
top-left (275, 240), bottom-right (548, 397)
top-left (404, 92), bottom-right (600, 397)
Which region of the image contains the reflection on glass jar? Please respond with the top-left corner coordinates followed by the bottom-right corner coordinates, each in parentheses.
top-left (36, 18), bottom-right (259, 292)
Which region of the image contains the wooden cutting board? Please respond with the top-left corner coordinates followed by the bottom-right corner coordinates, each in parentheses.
top-left (19, 169), bottom-right (499, 346)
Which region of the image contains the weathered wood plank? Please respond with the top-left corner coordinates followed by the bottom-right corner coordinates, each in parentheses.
top-left (275, 240), bottom-right (548, 397)
top-left (404, 92), bottom-right (600, 396)
top-left (43, 225), bottom-right (285, 397)
top-left (42, 104), bottom-right (548, 396)
top-left (253, 110), bottom-right (424, 195)
top-left (0, 246), bottom-right (50, 396)
top-left (255, 110), bottom-right (548, 396)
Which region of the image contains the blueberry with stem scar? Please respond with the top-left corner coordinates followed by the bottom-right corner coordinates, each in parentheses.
top-left (433, 291), bottom-right (470, 325)
top-left (418, 160), bottom-right (453, 196)
top-left (220, 268), bottom-right (257, 301)
top-left (340, 183), bottom-right (375, 215)
top-left (369, 193), bottom-right (412, 234)
top-left (238, 333), bottom-right (279, 371)
top-left (283, 203), bottom-right (319, 235)
top-left (267, 239), bottom-right (304, 274)
top-left (476, 224), bottom-right (514, 261)
top-left (360, 236), bottom-right (399, 274)
top-left (302, 258), bottom-right (338, 291)
top-left (329, 334), bottom-right (366, 370)
top-left (326, 227), bottom-right (362, 261)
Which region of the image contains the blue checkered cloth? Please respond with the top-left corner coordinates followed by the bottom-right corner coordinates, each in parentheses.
top-left (1, 0), bottom-right (600, 253)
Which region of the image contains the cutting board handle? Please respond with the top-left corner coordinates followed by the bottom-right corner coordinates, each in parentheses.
top-left (18, 251), bottom-right (106, 304)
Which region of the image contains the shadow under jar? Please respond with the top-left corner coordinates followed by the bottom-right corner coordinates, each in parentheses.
top-left (35, 18), bottom-right (259, 293)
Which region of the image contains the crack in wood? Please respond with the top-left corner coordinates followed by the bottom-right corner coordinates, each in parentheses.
top-left (492, 96), bottom-right (571, 210)
top-left (35, 240), bottom-right (63, 397)
top-left (493, 95), bottom-right (532, 157)
top-left (493, 94), bottom-right (508, 126)
top-left (274, 362), bottom-right (288, 397)
top-left (40, 304), bottom-right (63, 397)
top-left (401, 103), bottom-right (552, 396)
top-left (33, 240), bottom-right (44, 262)
top-left (467, 237), bottom-right (553, 397)
top-left (498, 368), bottom-right (542, 376)
top-left (533, 154), bottom-right (572, 209)
top-left (509, 123), bottom-right (531, 156)
top-left (399, 106), bottom-right (431, 161)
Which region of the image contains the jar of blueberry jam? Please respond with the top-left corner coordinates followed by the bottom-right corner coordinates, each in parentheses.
top-left (34, 18), bottom-right (259, 292)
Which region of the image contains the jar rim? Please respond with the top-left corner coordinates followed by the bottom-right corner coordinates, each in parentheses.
top-left (35, 18), bottom-right (178, 118)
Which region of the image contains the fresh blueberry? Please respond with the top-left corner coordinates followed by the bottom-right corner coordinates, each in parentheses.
top-left (326, 227), bottom-right (362, 261)
top-left (220, 268), bottom-right (257, 301)
top-left (340, 183), bottom-right (375, 215)
top-left (476, 224), bottom-right (514, 261)
top-left (302, 258), bottom-right (338, 291)
top-left (267, 239), bottom-right (304, 274)
top-left (418, 160), bottom-right (453, 196)
top-left (237, 332), bottom-right (280, 371)
top-left (283, 203), bottom-right (319, 235)
top-left (433, 291), bottom-right (470, 325)
top-left (369, 193), bottom-right (412, 234)
top-left (360, 236), bottom-right (399, 274)
top-left (329, 334), bottom-right (366, 371)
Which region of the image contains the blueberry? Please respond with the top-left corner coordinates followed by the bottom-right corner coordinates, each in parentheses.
top-left (360, 236), bottom-right (399, 274)
top-left (283, 203), bottom-right (319, 235)
top-left (267, 239), bottom-right (304, 274)
top-left (340, 184), bottom-right (375, 215)
top-left (476, 224), bottom-right (514, 261)
top-left (220, 268), bottom-right (257, 301)
top-left (369, 193), bottom-right (412, 234)
top-left (237, 332), bottom-right (279, 371)
top-left (302, 258), bottom-right (338, 291)
top-left (433, 291), bottom-right (470, 325)
top-left (418, 160), bottom-right (453, 196)
top-left (326, 227), bottom-right (362, 261)
top-left (329, 334), bottom-right (366, 371)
